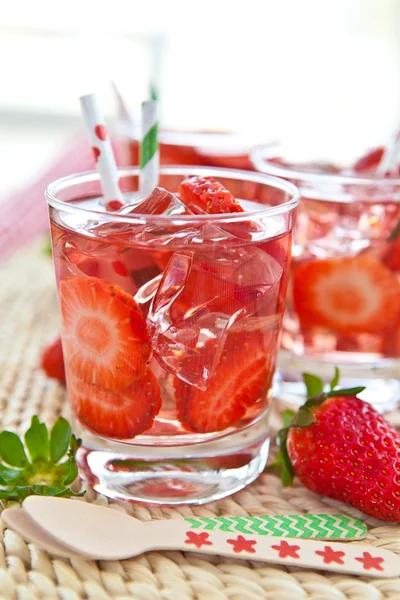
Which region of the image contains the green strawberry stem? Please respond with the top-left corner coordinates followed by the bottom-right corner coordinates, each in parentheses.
top-left (0, 416), bottom-right (84, 505)
top-left (269, 369), bottom-right (365, 487)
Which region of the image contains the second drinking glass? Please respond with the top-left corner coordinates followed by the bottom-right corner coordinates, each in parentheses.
top-left (252, 144), bottom-right (400, 411)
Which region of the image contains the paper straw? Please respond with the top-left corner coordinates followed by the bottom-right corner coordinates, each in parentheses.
top-left (376, 127), bottom-right (400, 176)
top-left (80, 93), bottom-right (124, 206)
top-left (150, 81), bottom-right (158, 101)
top-left (110, 81), bottom-right (135, 128)
top-left (139, 100), bottom-right (159, 195)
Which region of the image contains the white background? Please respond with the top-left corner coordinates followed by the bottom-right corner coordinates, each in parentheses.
top-left (0, 0), bottom-right (399, 193)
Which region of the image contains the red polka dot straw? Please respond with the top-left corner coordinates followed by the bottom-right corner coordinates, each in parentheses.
top-left (80, 93), bottom-right (124, 207)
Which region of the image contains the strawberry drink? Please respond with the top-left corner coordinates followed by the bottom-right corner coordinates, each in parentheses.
top-left (46, 166), bottom-right (299, 504)
top-left (252, 144), bottom-right (400, 410)
top-left (121, 131), bottom-right (269, 170)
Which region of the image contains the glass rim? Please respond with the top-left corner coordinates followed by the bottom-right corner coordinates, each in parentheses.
top-left (250, 143), bottom-right (400, 188)
top-left (46, 165), bottom-right (300, 224)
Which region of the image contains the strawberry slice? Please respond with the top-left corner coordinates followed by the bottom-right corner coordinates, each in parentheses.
top-left (179, 176), bottom-right (243, 214)
top-left (293, 255), bottom-right (400, 334)
top-left (174, 330), bottom-right (274, 433)
top-left (68, 369), bottom-right (161, 439)
top-left (60, 277), bottom-right (152, 391)
top-left (41, 337), bottom-right (66, 384)
top-left (352, 146), bottom-right (400, 175)
top-left (353, 146), bottom-right (384, 173)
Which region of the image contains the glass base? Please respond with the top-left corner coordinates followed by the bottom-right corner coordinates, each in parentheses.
top-left (76, 416), bottom-right (270, 505)
top-left (278, 351), bottom-right (400, 413)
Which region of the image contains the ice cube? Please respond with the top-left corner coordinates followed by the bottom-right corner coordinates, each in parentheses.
top-left (84, 186), bottom-right (194, 247)
top-left (119, 187), bottom-right (189, 216)
top-left (147, 243), bottom-right (283, 390)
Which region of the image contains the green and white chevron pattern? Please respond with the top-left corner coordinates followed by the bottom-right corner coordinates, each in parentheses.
top-left (184, 514), bottom-right (367, 540)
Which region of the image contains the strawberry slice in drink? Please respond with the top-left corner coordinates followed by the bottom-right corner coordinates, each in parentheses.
top-left (353, 146), bottom-right (385, 173)
top-left (174, 330), bottom-right (274, 433)
top-left (293, 255), bottom-right (400, 334)
top-left (178, 175), bottom-right (263, 241)
top-left (352, 145), bottom-right (400, 175)
top-left (179, 176), bottom-right (244, 214)
top-left (68, 369), bottom-right (161, 439)
top-left (60, 277), bottom-right (152, 391)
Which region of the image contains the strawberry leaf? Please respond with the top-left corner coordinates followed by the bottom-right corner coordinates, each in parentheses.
top-left (0, 464), bottom-right (23, 485)
top-left (0, 432), bottom-right (28, 467)
top-left (57, 457), bottom-right (78, 486)
top-left (327, 386), bottom-right (365, 398)
top-left (282, 410), bottom-right (295, 427)
top-left (330, 367), bottom-right (340, 391)
top-left (0, 485), bottom-right (84, 503)
top-left (50, 417), bottom-right (71, 463)
top-left (291, 406), bottom-right (316, 428)
top-left (303, 373), bottom-right (324, 399)
top-left (25, 417), bottom-right (49, 462)
top-left (277, 430), bottom-right (295, 486)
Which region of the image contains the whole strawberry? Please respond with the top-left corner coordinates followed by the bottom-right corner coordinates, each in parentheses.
top-left (276, 370), bottom-right (400, 522)
top-left (41, 336), bottom-right (66, 385)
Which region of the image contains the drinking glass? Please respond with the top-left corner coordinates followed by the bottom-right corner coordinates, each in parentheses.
top-left (252, 144), bottom-right (400, 411)
top-left (46, 166), bottom-right (299, 504)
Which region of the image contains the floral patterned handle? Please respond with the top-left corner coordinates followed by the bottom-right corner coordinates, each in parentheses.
top-left (146, 520), bottom-right (400, 578)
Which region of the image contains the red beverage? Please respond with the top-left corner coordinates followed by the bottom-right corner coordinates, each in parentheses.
top-left (252, 144), bottom-right (400, 411)
top-left (47, 167), bottom-right (298, 504)
top-left (121, 131), bottom-right (267, 169)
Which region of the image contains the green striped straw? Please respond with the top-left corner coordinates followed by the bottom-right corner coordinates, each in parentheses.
top-left (139, 100), bottom-right (159, 195)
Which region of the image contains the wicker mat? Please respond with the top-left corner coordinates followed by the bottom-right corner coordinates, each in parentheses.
top-left (1, 247), bottom-right (400, 600)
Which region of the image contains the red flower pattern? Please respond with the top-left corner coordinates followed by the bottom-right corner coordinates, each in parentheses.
top-left (227, 535), bottom-right (257, 553)
top-left (184, 531), bottom-right (212, 549)
top-left (315, 546), bottom-right (345, 565)
top-left (355, 551), bottom-right (384, 571)
top-left (271, 540), bottom-right (300, 559)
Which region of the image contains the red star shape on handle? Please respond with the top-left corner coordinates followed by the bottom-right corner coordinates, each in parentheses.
top-left (184, 531), bottom-right (213, 549)
top-left (227, 535), bottom-right (257, 553)
top-left (271, 540), bottom-right (300, 559)
top-left (315, 545), bottom-right (345, 565)
top-left (355, 551), bottom-right (384, 571)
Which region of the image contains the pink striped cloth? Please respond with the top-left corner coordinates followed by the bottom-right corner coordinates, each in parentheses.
top-left (0, 135), bottom-right (100, 263)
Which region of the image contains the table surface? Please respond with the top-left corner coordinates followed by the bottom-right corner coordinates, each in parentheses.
top-left (0, 245), bottom-right (399, 599)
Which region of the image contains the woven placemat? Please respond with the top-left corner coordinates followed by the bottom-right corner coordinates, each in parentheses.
top-left (1, 247), bottom-right (400, 600)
